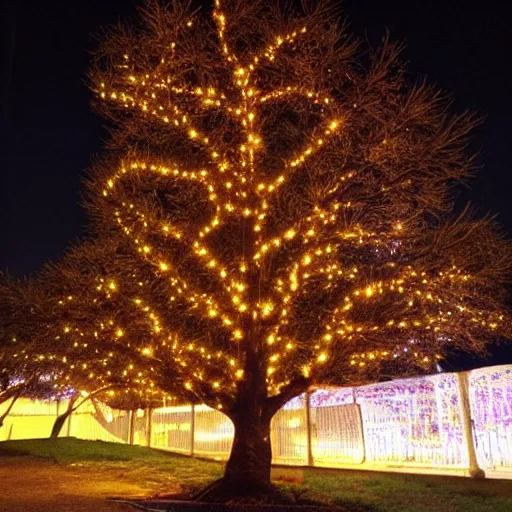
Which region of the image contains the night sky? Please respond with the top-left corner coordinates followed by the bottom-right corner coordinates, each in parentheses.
top-left (1, 0), bottom-right (511, 367)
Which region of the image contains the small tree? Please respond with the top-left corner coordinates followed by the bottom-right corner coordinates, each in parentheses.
top-left (0, 265), bottom-right (168, 435)
top-left (21, 0), bottom-right (512, 498)
top-left (0, 275), bottom-right (51, 425)
top-left (36, 241), bottom-right (186, 398)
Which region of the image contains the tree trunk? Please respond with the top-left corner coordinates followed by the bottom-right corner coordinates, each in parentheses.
top-left (193, 312), bottom-right (308, 503)
top-left (50, 413), bottom-right (70, 438)
top-left (224, 408), bottom-right (272, 489)
top-left (194, 332), bottom-right (276, 501)
top-left (194, 405), bottom-right (273, 502)
top-left (0, 393), bottom-right (20, 429)
top-left (49, 386), bottom-right (115, 439)
top-left (50, 396), bottom-right (77, 438)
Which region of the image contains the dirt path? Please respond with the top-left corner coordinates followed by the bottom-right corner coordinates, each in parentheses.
top-left (0, 457), bottom-right (156, 512)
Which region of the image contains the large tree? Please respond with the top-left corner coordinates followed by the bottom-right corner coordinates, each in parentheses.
top-left (28, 0), bottom-right (512, 498)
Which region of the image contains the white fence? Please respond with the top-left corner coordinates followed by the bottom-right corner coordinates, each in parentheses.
top-left (1, 365), bottom-right (511, 477)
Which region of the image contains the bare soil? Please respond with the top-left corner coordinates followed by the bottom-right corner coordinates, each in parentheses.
top-left (0, 456), bottom-right (168, 512)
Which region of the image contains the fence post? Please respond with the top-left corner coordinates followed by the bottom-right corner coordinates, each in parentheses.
top-left (128, 410), bottom-right (135, 445)
top-left (66, 405), bottom-right (72, 437)
top-left (146, 408), bottom-right (153, 447)
top-left (190, 403), bottom-right (195, 456)
top-left (305, 390), bottom-right (314, 466)
top-left (456, 371), bottom-right (485, 478)
top-left (353, 389), bottom-right (366, 464)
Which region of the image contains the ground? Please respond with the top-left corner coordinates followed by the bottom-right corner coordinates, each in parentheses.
top-left (0, 457), bottom-right (134, 512)
top-left (0, 439), bottom-right (221, 512)
top-left (0, 439), bottom-right (511, 512)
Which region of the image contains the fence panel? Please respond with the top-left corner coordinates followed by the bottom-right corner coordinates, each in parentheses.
top-left (78, 400), bottom-right (130, 443)
top-left (310, 388), bottom-right (364, 465)
top-left (193, 405), bottom-right (233, 459)
top-left (469, 365), bottom-right (512, 470)
top-left (0, 398), bottom-right (59, 440)
top-left (6, 398), bottom-right (59, 417)
top-left (435, 373), bottom-right (468, 466)
top-left (131, 409), bottom-right (149, 445)
top-left (0, 415), bottom-right (56, 441)
top-left (151, 405), bottom-right (193, 453)
top-left (355, 373), bottom-right (467, 467)
top-left (271, 394), bottom-right (308, 465)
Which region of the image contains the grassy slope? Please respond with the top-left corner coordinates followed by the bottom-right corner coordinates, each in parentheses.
top-left (1, 438), bottom-right (511, 512)
top-left (0, 438), bottom-right (223, 491)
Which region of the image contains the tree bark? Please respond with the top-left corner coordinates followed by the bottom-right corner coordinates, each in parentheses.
top-left (222, 376), bottom-right (310, 489)
top-left (50, 413), bottom-right (70, 439)
top-left (0, 392), bottom-right (20, 429)
top-left (223, 408), bottom-right (273, 489)
top-left (194, 336), bottom-right (276, 501)
top-left (50, 396), bottom-right (78, 438)
top-left (194, 405), bottom-right (274, 502)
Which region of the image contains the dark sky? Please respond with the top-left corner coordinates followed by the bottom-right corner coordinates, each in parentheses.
top-left (1, 0), bottom-right (511, 367)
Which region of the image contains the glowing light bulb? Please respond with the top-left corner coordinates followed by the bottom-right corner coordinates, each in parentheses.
top-left (261, 302), bottom-right (273, 317)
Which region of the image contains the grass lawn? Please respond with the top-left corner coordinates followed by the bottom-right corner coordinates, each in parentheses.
top-left (0, 438), bottom-right (511, 512)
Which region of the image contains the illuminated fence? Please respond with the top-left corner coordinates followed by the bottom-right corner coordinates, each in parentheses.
top-left (469, 366), bottom-right (512, 470)
top-left (310, 388), bottom-right (365, 466)
top-left (354, 372), bottom-right (469, 467)
top-left (1, 364), bottom-right (511, 476)
top-left (151, 404), bottom-right (193, 453)
top-left (0, 398), bottom-right (131, 443)
top-left (272, 394), bottom-right (309, 465)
